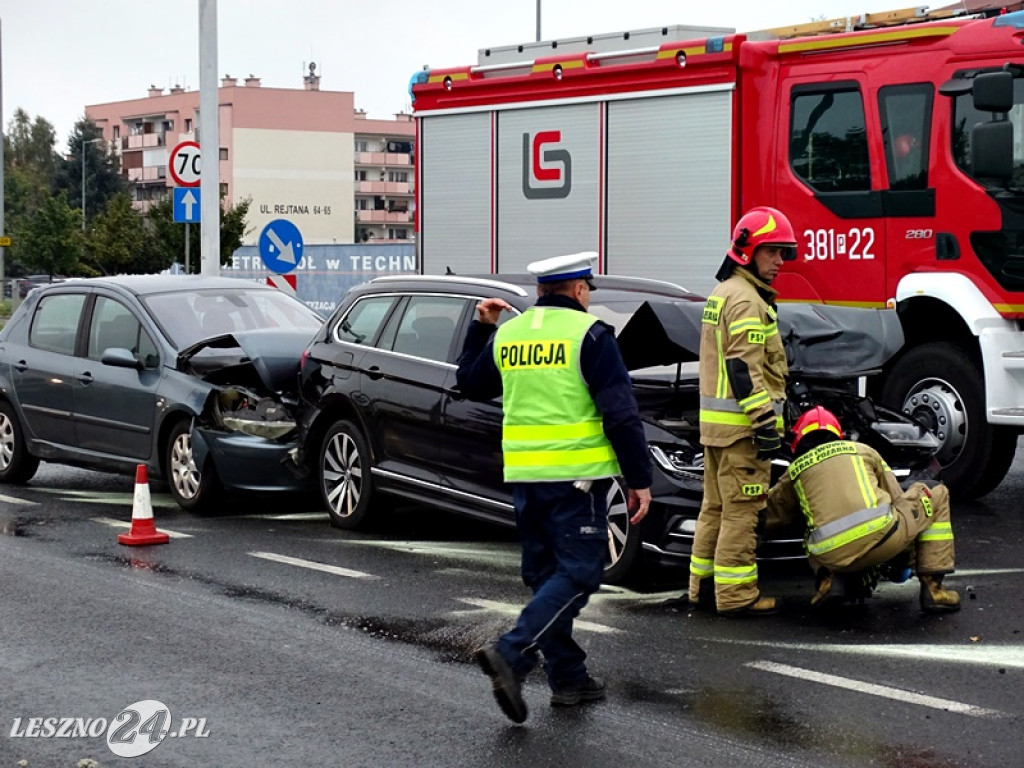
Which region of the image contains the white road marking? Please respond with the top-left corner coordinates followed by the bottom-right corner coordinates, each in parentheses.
top-left (38, 488), bottom-right (179, 508)
top-left (242, 512), bottom-right (331, 521)
top-left (248, 551), bottom-right (379, 580)
top-left (91, 517), bottom-right (193, 539)
top-left (0, 493), bottom-right (37, 505)
top-left (346, 539), bottom-right (521, 567)
top-left (747, 660), bottom-right (1006, 718)
top-left (719, 638), bottom-right (1024, 670)
top-left (449, 597), bottom-right (622, 634)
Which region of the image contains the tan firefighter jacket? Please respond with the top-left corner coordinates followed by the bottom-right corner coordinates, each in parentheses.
top-left (765, 440), bottom-right (905, 568)
top-left (698, 267), bottom-right (787, 447)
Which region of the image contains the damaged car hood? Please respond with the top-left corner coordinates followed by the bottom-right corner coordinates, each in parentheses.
top-left (178, 328), bottom-right (314, 395)
top-left (617, 300), bottom-right (905, 377)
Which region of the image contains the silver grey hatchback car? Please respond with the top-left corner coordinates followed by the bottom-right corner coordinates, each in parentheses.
top-left (0, 274), bottom-right (323, 511)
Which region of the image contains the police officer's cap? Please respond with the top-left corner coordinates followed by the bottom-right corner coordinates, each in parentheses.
top-left (527, 252), bottom-right (597, 284)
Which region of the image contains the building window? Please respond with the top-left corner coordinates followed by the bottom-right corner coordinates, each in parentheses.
top-left (219, 148), bottom-right (228, 161)
top-left (388, 171), bottom-right (409, 183)
top-left (356, 141), bottom-right (368, 152)
top-left (356, 199), bottom-right (369, 210)
top-left (163, 120), bottom-right (174, 132)
top-left (389, 228), bottom-right (409, 240)
top-left (113, 126), bottom-right (120, 140)
top-left (185, 118), bottom-right (193, 133)
top-left (220, 183), bottom-right (228, 198)
top-left (355, 170), bottom-right (367, 181)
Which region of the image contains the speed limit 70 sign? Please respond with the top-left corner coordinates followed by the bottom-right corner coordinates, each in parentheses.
top-left (169, 141), bottom-right (201, 187)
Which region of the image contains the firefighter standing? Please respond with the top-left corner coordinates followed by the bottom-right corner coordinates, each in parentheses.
top-left (456, 251), bottom-right (653, 724)
top-left (685, 207), bottom-right (797, 615)
top-left (765, 406), bottom-right (960, 613)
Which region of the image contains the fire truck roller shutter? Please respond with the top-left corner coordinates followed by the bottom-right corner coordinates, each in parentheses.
top-left (606, 89), bottom-right (733, 298)
top-left (497, 103), bottom-right (601, 272)
top-left (420, 112), bottom-right (493, 276)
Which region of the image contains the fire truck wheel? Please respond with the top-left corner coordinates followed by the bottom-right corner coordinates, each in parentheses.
top-left (602, 477), bottom-right (644, 585)
top-left (882, 342), bottom-right (1016, 500)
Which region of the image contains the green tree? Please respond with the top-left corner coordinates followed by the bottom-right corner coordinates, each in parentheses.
top-left (83, 193), bottom-right (155, 276)
top-left (3, 110), bottom-right (60, 273)
top-left (146, 194), bottom-right (252, 273)
top-left (54, 119), bottom-right (126, 227)
top-left (18, 191), bottom-right (83, 277)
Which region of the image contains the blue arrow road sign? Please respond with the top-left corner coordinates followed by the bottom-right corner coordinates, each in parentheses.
top-left (173, 187), bottom-right (201, 223)
top-left (259, 219), bottom-right (303, 274)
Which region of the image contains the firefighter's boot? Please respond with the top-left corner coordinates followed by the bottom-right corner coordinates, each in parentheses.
top-left (919, 574), bottom-right (961, 614)
top-left (810, 567), bottom-right (838, 608)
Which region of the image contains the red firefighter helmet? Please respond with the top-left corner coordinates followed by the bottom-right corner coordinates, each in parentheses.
top-left (728, 206), bottom-right (798, 265)
top-left (791, 406), bottom-right (844, 452)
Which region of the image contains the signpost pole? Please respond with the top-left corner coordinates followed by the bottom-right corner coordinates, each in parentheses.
top-left (185, 223), bottom-right (191, 274)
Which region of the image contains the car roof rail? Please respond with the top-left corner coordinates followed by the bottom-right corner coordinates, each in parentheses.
top-left (370, 274), bottom-right (529, 297)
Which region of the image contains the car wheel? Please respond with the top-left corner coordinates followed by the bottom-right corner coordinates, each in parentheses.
top-left (319, 420), bottom-right (375, 529)
top-left (0, 401), bottom-right (40, 484)
top-left (165, 419), bottom-right (221, 512)
top-left (601, 478), bottom-right (642, 585)
top-left (882, 342), bottom-right (1016, 499)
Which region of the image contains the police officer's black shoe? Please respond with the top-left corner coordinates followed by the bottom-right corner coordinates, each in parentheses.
top-left (550, 676), bottom-right (606, 706)
top-left (475, 644), bottom-right (528, 723)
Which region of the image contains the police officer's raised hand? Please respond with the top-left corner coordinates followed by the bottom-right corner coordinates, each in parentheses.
top-left (753, 423), bottom-right (782, 461)
top-left (475, 298), bottom-right (514, 325)
top-left (628, 487), bottom-right (651, 524)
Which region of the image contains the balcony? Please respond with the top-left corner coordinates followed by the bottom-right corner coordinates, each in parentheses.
top-left (122, 133), bottom-right (166, 150)
top-left (127, 165), bottom-right (168, 184)
top-left (354, 151), bottom-right (412, 167)
top-left (356, 210), bottom-right (413, 223)
top-left (355, 181), bottom-right (412, 195)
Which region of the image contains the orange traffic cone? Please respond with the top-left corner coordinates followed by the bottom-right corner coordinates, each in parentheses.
top-left (118, 465), bottom-right (169, 546)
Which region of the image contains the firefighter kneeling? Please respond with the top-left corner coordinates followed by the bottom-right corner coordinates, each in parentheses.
top-left (764, 406), bottom-right (960, 614)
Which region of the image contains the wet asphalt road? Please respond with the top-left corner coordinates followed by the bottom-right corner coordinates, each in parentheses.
top-left (1, 445), bottom-right (1022, 768)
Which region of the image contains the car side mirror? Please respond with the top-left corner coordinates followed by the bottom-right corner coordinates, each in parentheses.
top-left (101, 347), bottom-right (143, 370)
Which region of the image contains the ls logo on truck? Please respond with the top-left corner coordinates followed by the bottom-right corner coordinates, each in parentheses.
top-left (522, 131), bottom-right (572, 199)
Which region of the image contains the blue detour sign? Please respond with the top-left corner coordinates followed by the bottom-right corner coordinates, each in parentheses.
top-left (259, 219), bottom-right (304, 274)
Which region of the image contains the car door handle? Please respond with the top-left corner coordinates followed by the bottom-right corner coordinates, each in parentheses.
top-left (365, 365), bottom-right (384, 380)
top-left (14, 360), bottom-right (28, 373)
top-left (76, 371), bottom-right (94, 384)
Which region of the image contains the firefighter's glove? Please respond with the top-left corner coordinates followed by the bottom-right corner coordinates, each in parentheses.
top-left (753, 424), bottom-right (782, 461)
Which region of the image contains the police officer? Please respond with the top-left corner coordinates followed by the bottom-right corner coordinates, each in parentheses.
top-left (456, 252), bottom-right (653, 724)
top-left (765, 406), bottom-right (959, 613)
top-left (686, 206), bottom-right (796, 615)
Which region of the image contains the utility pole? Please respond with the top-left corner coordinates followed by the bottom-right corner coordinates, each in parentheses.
top-left (199, 0), bottom-right (220, 275)
top-left (536, 0), bottom-right (541, 41)
top-left (81, 137), bottom-right (102, 231)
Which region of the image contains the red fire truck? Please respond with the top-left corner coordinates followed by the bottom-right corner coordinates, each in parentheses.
top-left (410, 7), bottom-right (1024, 499)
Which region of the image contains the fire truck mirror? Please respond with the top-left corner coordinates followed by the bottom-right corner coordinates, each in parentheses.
top-left (971, 120), bottom-right (1013, 182)
top-left (973, 71), bottom-right (1013, 113)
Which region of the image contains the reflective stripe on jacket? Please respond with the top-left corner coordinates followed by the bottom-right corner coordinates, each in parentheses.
top-left (698, 268), bottom-right (788, 447)
top-left (769, 440), bottom-right (897, 560)
top-left (493, 306), bottom-right (620, 482)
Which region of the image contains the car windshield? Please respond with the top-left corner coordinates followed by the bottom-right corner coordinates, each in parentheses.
top-left (144, 288), bottom-right (323, 349)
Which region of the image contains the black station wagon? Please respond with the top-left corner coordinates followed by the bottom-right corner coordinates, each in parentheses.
top-left (294, 274), bottom-right (940, 584)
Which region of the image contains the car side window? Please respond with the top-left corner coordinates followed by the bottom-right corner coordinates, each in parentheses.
top-left (87, 296), bottom-right (159, 367)
top-left (29, 293), bottom-right (87, 355)
top-left (332, 296), bottom-right (397, 345)
top-left (390, 296), bottom-right (469, 363)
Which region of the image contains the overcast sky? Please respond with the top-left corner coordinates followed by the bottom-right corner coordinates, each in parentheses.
top-left (4, 0), bottom-right (925, 148)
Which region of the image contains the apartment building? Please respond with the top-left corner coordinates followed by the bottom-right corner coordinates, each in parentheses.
top-left (86, 68), bottom-right (415, 245)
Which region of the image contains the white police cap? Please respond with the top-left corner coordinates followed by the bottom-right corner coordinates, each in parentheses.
top-left (526, 251), bottom-right (597, 283)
